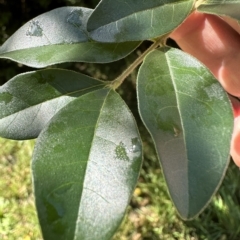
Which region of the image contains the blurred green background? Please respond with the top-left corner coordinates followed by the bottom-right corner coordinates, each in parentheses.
top-left (1, 0), bottom-right (240, 239)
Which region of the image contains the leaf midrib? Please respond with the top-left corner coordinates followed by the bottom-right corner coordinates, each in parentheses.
top-left (0, 83), bottom-right (105, 120)
top-left (72, 89), bottom-right (111, 240)
top-left (89, 0), bottom-right (192, 31)
top-left (165, 50), bottom-right (189, 203)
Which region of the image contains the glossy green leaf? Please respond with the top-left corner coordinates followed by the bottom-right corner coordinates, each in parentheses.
top-left (32, 89), bottom-right (142, 240)
top-left (137, 47), bottom-right (233, 219)
top-left (0, 69), bottom-right (104, 140)
top-left (87, 0), bottom-right (194, 42)
top-left (198, 0), bottom-right (240, 20)
top-left (0, 7), bottom-right (140, 68)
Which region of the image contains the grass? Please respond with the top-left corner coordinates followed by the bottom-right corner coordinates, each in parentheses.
top-left (1, 134), bottom-right (240, 240)
top-left (0, 138), bottom-right (40, 240)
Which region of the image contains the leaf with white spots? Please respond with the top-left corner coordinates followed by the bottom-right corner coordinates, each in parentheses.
top-left (137, 47), bottom-right (233, 219)
top-left (0, 69), bottom-right (104, 140)
top-left (32, 89), bottom-right (143, 240)
top-left (0, 7), bottom-right (140, 67)
top-left (87, 0), bottom-right (194, 42)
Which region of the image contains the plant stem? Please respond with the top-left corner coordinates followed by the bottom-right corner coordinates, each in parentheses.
top-left (194, 0), bottom-right (205, 8)
top-left (110, 38), bottom-right (163, 90)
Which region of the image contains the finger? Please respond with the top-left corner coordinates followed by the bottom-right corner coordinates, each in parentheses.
top-left (231, 117), bottom-right (240, 167)
top-left (229, 95), bottom-right (240, 118)
top-left (228, 95), bottom-right (240, 166)
top-left (221, 15), bottom-right (240, 35)
top-left (170, 11), bottom-right (240, 97)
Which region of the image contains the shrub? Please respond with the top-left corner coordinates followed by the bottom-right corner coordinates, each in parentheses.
top-left (0, 0), bottom-right (236, 239)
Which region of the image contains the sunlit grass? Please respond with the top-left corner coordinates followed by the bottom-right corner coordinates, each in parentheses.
top-left (0, 138), bottom-right (41, 240)
top-left (1, 136), bottom-right (240, 240)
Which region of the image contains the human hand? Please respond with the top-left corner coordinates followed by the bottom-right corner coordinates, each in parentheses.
top-left (170, 11), bottom-right (240, 167)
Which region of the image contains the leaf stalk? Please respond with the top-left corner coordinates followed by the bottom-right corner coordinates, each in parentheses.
top-left (110, 38), bottom-right (163, 90)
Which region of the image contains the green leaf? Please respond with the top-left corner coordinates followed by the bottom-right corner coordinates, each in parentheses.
top-left (137, 47), bottom-right (233, 219)
top-left (197, 0), bottom-right (240, 20)
top-left (0, 69), bottom-right (104, 140)
top-left (87, 0), bottom-right (194, 42)
top-left (0, 7), bottom-right (140, 68)
top-left (32, 89), bottom-right (142, 240)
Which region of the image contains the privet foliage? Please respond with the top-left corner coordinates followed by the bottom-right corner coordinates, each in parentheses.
top-left (0, 0), bottom-right (236, 239)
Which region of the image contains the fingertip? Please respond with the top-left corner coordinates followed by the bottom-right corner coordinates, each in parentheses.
top-left (229, 95), bottom-right (240, 118)
top-left (217, 54), bottom-right (240, 97)
top-left (228, 96), bottom-right (240, 166)
top-left (231, 116), bottom-right (240, 167)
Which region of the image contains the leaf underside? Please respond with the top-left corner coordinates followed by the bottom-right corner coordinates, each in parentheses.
top-left (0, 7), bottom-right (140, 67)
top-left (32, 89), bottom-right (143, 240)
top-left (198, 0), bottom-right (240, 20)
top-left (137, 47), bottom-right (233, 219)
top-left (87, 0), bottom-right (194, 42)
top-left (0, 69), bottom-right (105, 140)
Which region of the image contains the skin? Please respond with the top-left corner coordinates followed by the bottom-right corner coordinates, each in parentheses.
top-left (169, 11), bottom-right (240, 167)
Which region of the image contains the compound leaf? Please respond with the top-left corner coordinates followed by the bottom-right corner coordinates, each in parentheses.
top-left (0, 7), bottom-right (140, 67)
top-left (137, 47), bottom-right (233, 219)
top-left (198, 0), bottom-right (240, 20)
top-left (87, 0), bottom-right (194, 42)
top-left (0, 69), bottom-right (104, 140)
top-left (32, 89), bottom-right (142, 240)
